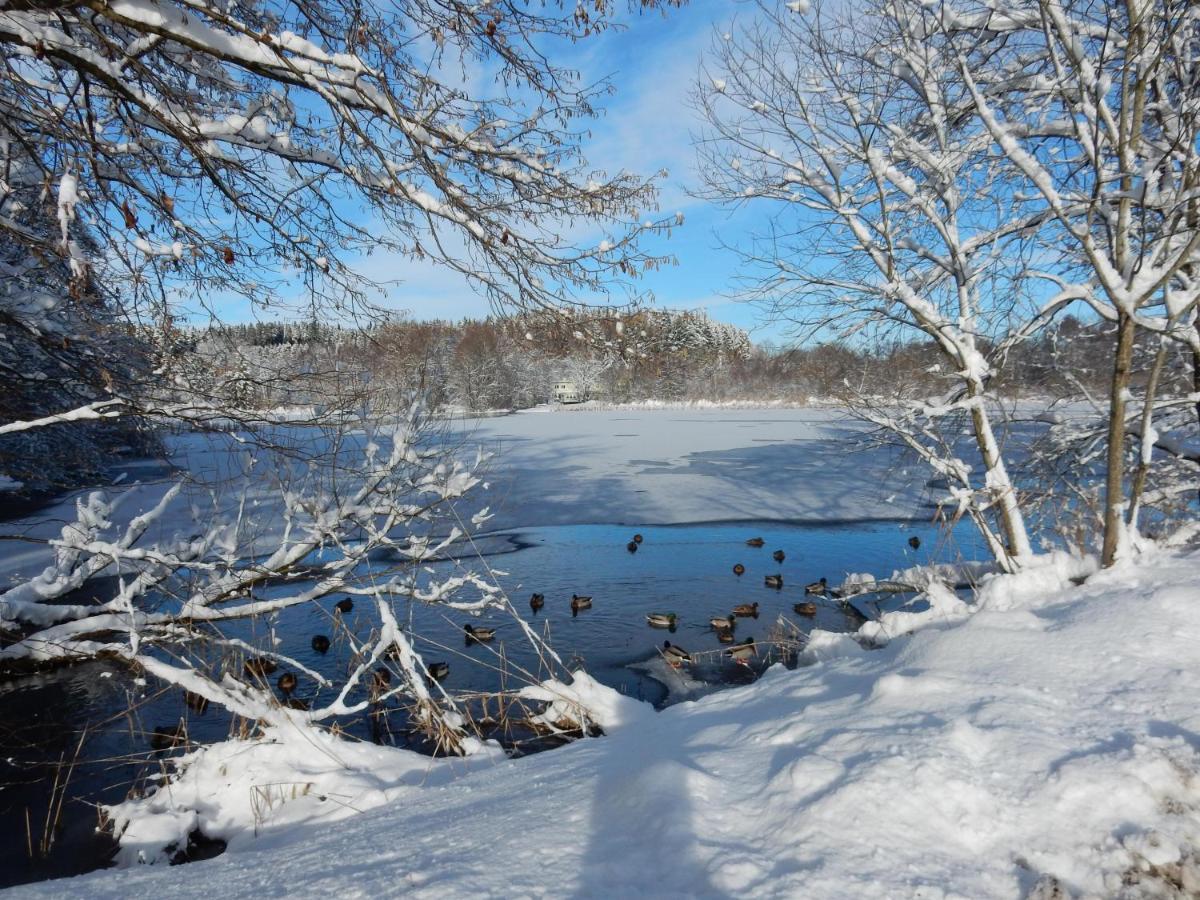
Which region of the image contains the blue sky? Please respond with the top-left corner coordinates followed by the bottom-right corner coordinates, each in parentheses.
top-left (366, 0), bottom-right (790, 342)
top-left (203, 0), bottom-right (793, 342)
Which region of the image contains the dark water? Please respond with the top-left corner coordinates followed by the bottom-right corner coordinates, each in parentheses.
top-left (0, 518), bottom-right (985, 887)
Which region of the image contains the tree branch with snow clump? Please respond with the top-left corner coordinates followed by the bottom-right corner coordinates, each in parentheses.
top-left (0, 398), bottom-right (502, 752)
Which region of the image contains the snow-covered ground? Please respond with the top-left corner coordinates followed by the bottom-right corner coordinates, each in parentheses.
top-left (11, 544), bottom-right (1200, 898)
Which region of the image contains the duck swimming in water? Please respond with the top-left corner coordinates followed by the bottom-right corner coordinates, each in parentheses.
top-left (794, 601), bottom-right (818, 616)
top-left (571, 594), bottom-right (593, 612)
top-left (805, 577), bottom-right (828, 595)
top-left (335, 597), bottom-right (354, 614)
top-left (746, 537), bottom-right (765, 547)
top-left (733, 563), bottom-right (745, 576)
top-left (464, 623), bottom-right (496, 642)
top-left (773, 549), bottom-right (786, 563)
top-left (311, 634), bottom-right (331, 654)
top-left (764, 574), bottom-right (783, 589)
top-left (646, 613), bottom-right (678, 628)
top-left (732, 602), bottom-right (759, 618)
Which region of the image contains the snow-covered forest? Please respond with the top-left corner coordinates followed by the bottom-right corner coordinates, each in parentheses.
top-left (1, 0), bottom-right (1199, 894)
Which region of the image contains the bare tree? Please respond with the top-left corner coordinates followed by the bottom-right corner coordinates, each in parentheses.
top-left (0, 0), bottom-right (681, 769)
top-left (930, 0), bottom-right (1200, 565)
top-left (696, 0), bottom-right (1035, 570)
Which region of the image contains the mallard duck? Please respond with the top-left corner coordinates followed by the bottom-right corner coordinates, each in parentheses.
top-left (718, 629), bottom-right (735, 644)
top-left (764, 574), bottom-right (783, 589)
top-left (805, 577), bottom-right (828, 595)
top-left (149, 724), bottom-right (187, 752)
top-left (633, 534), bottom-right (644, 544)
top-left (370, 668), bottom-right (391, 697)
top-left (464, 623), bottom-right (496, 642)
top-left (530, 592), bottom-right (545, 611)
top-left (725, 637), bottom-right (756, 664)
top-left (732, 602), bottom-right (759, 617)
top-left (311, 634), bottom-right (331, 654)
top-left (646, 613), bottom-right (677, 628)
top-left (794, 601), bottom-right (817, 616)
top-left (627, 541), bottom-right (638, 553)
top-left (276, 672), bottom-right (297, 695)
top-left (733, 563), bottom-right (745, 576)
top-left (243, 657), bottom-right (277, 679)
top-left (426, 661), bottom-right (450, 680)
top-left (571, 594), bottom-right (593, 611)
top-left (773, 549), bottom-right (786, 563)
top-left (335, 597), bottom-right (354, 614)
top-left (746, 537), bottom-right (765, 547)
top-left (710, 614), bottom-right (736, 631)
top-left (661, 641), bottom-right (691, 666)
top-left (908, 535), bottom-right (921, 550)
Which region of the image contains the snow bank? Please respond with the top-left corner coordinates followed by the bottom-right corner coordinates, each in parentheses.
top-left (17, 546), bottom-right (1200, 898)
top-left (105, 725), bottom-right (506, 866)
top-left (517, 669), bottom-right (654, 733)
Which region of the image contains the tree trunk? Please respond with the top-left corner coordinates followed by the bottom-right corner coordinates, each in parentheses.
top-left (1101, 312), bottom-right (1137, 567)
top-left (968, 395), bottom-right (1033, 564)
top-left (1194, 319), bottom-right (1200, 504)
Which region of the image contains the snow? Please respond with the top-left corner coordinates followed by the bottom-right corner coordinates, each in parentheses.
top-left (458, 407), bottom-right (930, 530)
top-left (12, 545), bottom-right (1200, 897)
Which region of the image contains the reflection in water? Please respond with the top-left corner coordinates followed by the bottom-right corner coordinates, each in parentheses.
top-left (0, 518), bottom-right (984, 887)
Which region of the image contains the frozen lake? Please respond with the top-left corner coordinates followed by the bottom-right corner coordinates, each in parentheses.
top-left (0, 405), bottom-right (989, 886)
top-left (449, 406), bottom-right (934, 529)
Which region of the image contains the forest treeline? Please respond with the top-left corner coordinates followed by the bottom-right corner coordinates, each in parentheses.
top-left (181, 310), bottom-right (1180, 413)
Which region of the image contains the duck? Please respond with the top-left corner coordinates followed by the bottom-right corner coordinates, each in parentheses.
top-left (718, 629), bottom-right (736, 643)
top-left (732, 602), bottom-right (759, 618)
top-left (149, 724), bottom-right (188, 752)
top-left (908, 535), bottom-right (921, 550)
top-left (710, 614), bottom-right (736, 631)
top-left (633, 534), bottom-right (644, 544)
top-left (661, 641), bottom-right (691, 666)
top-left (464, 623), bottom-right (496, 642)
top-left (335, 597), bottom-right (354, 614)
top-left (646, 613), bottom-right (677, 628)
top-left (311, 634), bottom-right (331, 654)
top-left (243, 656), bottom-right (277, 679)
top-left (627, 541), bottom-right (638, 553)
top-left (725, 637), bottom-right (756, 665)
top-left (764, 574), bottom-right (783, 589)
top-left (571, 594), bottom-right (593, 611)
top-left (276, 672), bottom-right (297, 695)
top-left (794, 601), bottom-right (818, 616)
top-left (530, 592), bottom-right (545, 611)
top-left (426, 661), bottom-right (450, 680)
top-left (733, 563), bottom-right (745, 576)
top-left (773, 549), bottom-right (786, 563)
top-left (370, 668), bottom-right (391, 697)
top-left (746, 537), bottom-right (765, 547)
top-left (805, 577), bottom-right (828, 595)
